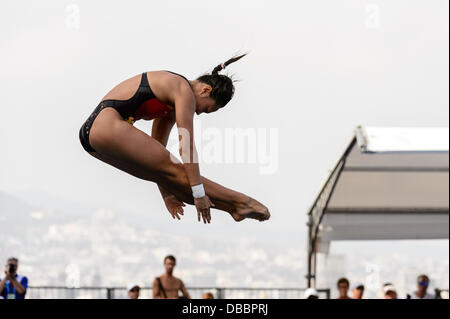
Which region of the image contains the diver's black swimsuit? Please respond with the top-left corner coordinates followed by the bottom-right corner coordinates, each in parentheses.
top-left (79, 71), bottom-right (189, 153)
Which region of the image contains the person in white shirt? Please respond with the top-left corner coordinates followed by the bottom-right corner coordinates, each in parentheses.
top-left (410, 274), bottom-right (435, 299)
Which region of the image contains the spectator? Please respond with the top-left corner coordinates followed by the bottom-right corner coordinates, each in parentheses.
top-left (336, 277), bottom-right (351, 299)
top-left (381, 282), bottom-right (393, 298)
top-left (383, 284), bottom-right (398, 299)
top-left (0, 257), bottom-right (28, 299)
top-left (0, 258), bottom-right (27, 300)
top-left (203, 292), bottom-right (215, 299)
top-left (127, 283), bottom-right (141, 299)
top-left (304, 288), bottom-right (319, 299)
top-left (153, 255), bottom-right (190, 299)
top-left (410, 274), bottom-right (434, 299)
top-left (352, 283), bottom-right (365, 299)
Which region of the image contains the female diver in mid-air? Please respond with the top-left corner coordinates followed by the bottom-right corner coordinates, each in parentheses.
top-left (79, 53), bottom-right (270, 224)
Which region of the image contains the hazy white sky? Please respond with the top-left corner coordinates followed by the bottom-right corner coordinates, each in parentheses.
top-left (0, 0), bottom-right (448, 251)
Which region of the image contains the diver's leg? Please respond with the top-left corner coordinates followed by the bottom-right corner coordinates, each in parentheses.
top-left (88, 108), bottom-right (270, 222)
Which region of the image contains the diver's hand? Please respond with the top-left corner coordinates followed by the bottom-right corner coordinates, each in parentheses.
top-left (194, 195), bottom-right (215, 224)
top-left (163, 195), bottom-right (185, 220)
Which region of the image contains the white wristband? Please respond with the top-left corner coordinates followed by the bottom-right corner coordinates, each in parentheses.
top-left (192, 184), bottom-right (206, 199)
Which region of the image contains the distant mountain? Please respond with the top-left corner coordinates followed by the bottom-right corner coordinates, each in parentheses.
top-left (11, 189), bottom-right (180, 230)
top-left (0, 190), bottom-right (87, 228)
top-left (0, 190), bottom-right (305, 289)
top-left (0, 191), bottom-right (42, 231)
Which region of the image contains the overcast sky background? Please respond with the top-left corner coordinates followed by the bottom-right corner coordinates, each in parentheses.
top-left (0, 0), bottom-right (448, 286)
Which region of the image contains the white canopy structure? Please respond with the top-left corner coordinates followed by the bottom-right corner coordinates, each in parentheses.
top-left (306, 126), bottom-right (449, 287)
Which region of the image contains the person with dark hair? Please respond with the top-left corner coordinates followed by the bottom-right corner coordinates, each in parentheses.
top-left (153, 255), bottom-right (190, 299)
top-left (0, 257), bottom-right (28, 299)
top-left (336, 277), bottom-right (351, 299)
top-left (410, 274), bottom-right (434, 299)
top-left (164, 255), bottom-right (177, 264)
top-left (79, 53), bottom-right (270, 224)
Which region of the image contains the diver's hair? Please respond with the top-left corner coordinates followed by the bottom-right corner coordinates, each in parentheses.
top-left (196, 52), bottom-right (248, 108)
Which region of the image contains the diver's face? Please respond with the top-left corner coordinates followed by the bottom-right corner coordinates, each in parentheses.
top-left (194, 82), bottom-right (221, 115)
top-left (196, 99), bottom-right (220, 115)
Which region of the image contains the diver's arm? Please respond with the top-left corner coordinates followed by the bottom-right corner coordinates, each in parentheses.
top-left (173, 90), bottom-right (202, 186)
top-left (152, 114), bottom-right (177, 199)
top-left (174, 85), bottom-right (214, 223)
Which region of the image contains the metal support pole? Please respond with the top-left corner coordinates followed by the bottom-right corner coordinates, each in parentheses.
top-left (106, 288), bottom-right (114, 299)
top-left (313, 241), bottom-right (318, 288)
top-left (306, 214), bottom-right (314, 288)
top-left (216, 288), bottom-right (224, 299)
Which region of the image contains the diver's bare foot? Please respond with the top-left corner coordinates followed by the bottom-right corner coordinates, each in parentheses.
top-left (231, 195), bottom-right (271, 222)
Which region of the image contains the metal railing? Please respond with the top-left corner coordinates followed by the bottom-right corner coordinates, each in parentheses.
top-left (26, 287), bottom-right (331, 299)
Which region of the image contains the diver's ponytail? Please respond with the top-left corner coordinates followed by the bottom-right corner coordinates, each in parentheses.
top-left (211, 53), bottom-right (248, 75)
top-left (197, 52), bottom-right (248, 108)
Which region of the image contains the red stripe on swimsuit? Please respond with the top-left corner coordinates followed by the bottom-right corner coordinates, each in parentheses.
top-left (126, 98), bottom-right (174, 123)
